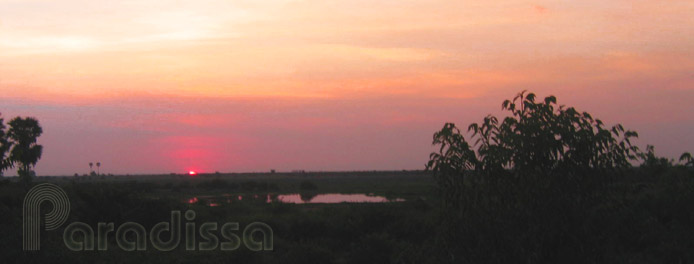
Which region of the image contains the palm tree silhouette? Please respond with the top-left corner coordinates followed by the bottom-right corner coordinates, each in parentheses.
top-left (96, 162), bottom-right (101, 176)
top-left (89, 162), bottom-right (93, 174)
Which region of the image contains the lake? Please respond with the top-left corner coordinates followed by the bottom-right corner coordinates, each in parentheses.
top-left (186, 193), bottom-right (405, 206)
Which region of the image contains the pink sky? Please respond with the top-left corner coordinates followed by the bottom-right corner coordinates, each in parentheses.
top-left (1, 0), bottom-right (693, 175)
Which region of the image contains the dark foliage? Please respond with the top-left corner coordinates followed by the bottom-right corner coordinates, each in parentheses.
top-left (0, 114), bottom-right (11, 176)
top-left (299, 180), bottom-right (318, 191)
top-left (426, 91), bottom-right (693, 263)
top-left (1, 116), bottom-right (43, 184)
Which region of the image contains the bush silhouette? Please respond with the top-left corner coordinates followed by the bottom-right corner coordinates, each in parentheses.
top-left (299, 180), bottom-right (318, 191)
top-left (0, 114), bottom-right (11, 176)
top-left (427, 91), bottom-right (639, 207)
top-left (423, 91), bottom-right (694, 263)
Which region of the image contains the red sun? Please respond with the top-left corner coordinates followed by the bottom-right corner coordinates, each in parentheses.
top-left (188, 170), bottom-right (197, 176)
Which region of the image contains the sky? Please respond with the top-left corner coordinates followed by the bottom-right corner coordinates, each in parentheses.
top-left (1, 0), bottom-right (693, 176)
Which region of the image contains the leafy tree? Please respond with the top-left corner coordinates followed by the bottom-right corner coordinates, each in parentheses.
top-left (427, 91), bottom-right (640, 206)
top-left (681, 152), bottom-right (693, 167)
top-left (0, 114), bottom-right (12, 176)
top-left (8, 117), bottom-right (43, 184)
top-left (638, 145), bottom-right (674, 172)
top-left (635, 145), bottom-right (692, 169)
top-left (425, 91), bottom-right (645, 262)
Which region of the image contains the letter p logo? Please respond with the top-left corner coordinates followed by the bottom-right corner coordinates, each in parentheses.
top-left (23, 183), bottom-right (70, 251)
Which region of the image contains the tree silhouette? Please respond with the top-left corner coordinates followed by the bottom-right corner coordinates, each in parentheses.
top-left (96, 162), bottom-right (101, 175)
top-left (7, 117), bottom-right (43, 184)
top-left (423, 91), bottom-right (659, 261)
top-left (638, 145), bottom-right (675, 172)
top-left (427, 91), bottom-right (641, 207)
top-left (681, 152), bottom-right (694, 167)
top-left (0, 114), bottom-right (12, 177)
top-left (89, 162), bottom-right (93, 173)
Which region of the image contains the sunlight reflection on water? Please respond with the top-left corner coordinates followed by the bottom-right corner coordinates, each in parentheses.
top-left (276, 193), bottom-right (404, 204)
top-left (186, 193), bottom-right (405, 205)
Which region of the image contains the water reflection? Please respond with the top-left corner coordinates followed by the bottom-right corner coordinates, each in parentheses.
top-left (186, 193), bottom-right (404, 205)
top-left (300, 193), bottom-right (317, 202)
top-left (277, 193), bottom-right (404, 204)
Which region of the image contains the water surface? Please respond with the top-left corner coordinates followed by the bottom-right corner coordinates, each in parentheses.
top-left (276, 193), bottom-right (405, 204)
top-left (186, 193), bottom-right (404, 205)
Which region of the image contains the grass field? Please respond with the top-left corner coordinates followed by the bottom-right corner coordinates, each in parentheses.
top-left (0, 171), bottom-right (439, 264)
